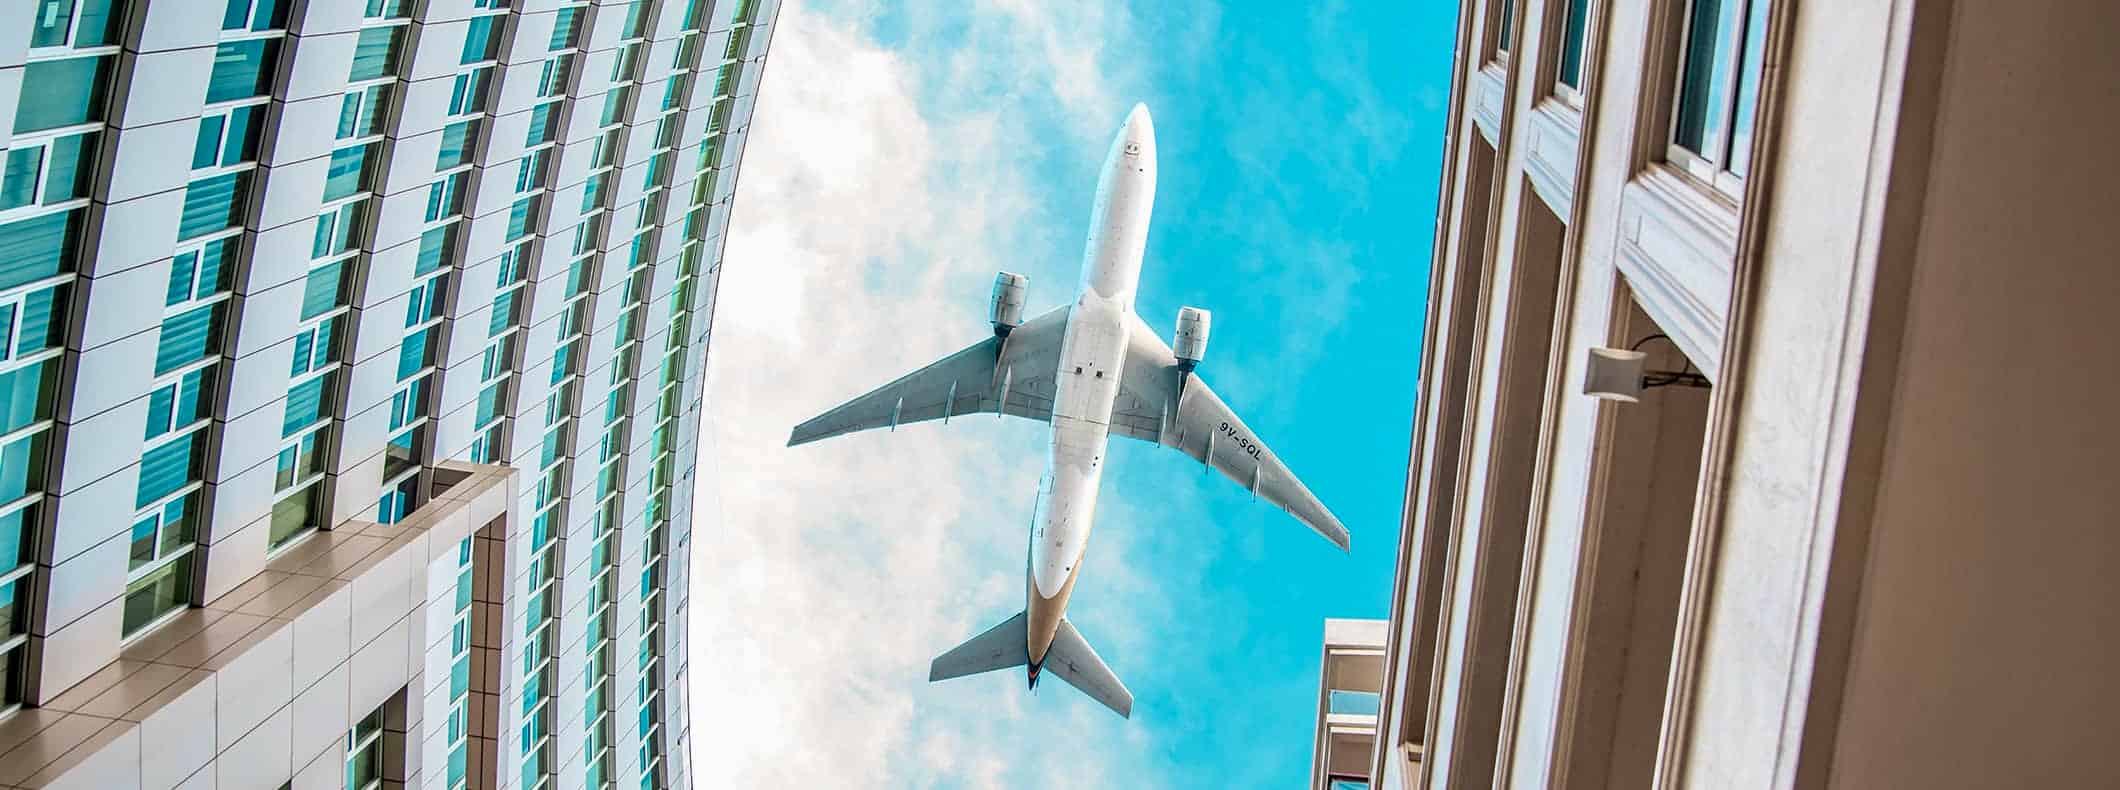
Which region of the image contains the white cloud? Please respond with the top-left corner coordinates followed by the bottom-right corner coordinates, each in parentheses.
top-left (685, 3), bottom-right (1203, 787)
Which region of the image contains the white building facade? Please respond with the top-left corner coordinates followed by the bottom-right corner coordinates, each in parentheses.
top-left (0, 0), bottom-right (779, 788)
top-left (1348, 0), bottom-right (2120, 788)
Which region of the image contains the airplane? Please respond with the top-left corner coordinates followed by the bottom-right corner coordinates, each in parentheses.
top-left (785, 103), bottom-right (1349, 719)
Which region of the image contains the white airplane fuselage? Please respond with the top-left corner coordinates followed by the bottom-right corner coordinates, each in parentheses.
top-left (1023, 105), bottom-right (1157, 680)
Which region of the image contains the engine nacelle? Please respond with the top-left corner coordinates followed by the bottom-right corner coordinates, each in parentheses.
top-left (989, 271), bottom-right (1028, 335)
top-left (1173, 306), bottom-right (1211, 371)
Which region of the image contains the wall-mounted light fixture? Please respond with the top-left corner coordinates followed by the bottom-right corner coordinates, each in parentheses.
top-left (1584, 335), bottom-right (1711, 402)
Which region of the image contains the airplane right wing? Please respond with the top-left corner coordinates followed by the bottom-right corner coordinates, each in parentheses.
top-left (787, 307), bottom-right (1069, 446)
top-left (1108, 312), bottom-right (1351, 551)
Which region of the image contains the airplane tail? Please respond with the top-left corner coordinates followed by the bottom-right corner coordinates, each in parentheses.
top-left (928, 610), bottom-right (1135, 719)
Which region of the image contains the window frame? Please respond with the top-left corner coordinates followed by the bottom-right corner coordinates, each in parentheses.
top-left (1660, 0), bottom-right (1770, 197)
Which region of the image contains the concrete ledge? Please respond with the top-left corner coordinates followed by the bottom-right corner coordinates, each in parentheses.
top-left (0, 463), bottom-right (514, 790)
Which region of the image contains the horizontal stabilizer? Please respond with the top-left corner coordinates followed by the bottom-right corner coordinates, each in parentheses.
top-left (1047, 618), bottom-right (1133, 718)
top-left (929, 612), bottom-right (1029, 682)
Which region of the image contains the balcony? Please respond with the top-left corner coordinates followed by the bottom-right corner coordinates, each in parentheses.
top-left (1312, 618), bottom-right (1387, 790)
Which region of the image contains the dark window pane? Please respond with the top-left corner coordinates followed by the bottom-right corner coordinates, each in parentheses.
top-left (205, 40), bottom-right (279, 104)
top-left (222, 105), bottom-right (262, 164)
top-left (13, 286), bottom-right (64, 357)
top-left (283, 374), bottom-right (331, 436)
top-left (15, 56), bottom-right (112, 133)
top-left (323, 144), bottom-right (373, 202)
top-left (416, 223), bottom-right (457, 276)
top-left (166, 251), bottom-right (197, 306)
top-left (0, 210), bottom-right (83, 290)
top-left (41, 132), bottom-right (96, 204)
top-left (462, 16), bottom-right (499, 64)
top-left (349, 27), bottom-right (403, 82)
top-left (74, 0), bottom-right (122, 46)
top-left (192, 116), bottom-right (224, 170)
top-left (134, 431), bottom-right (200, 508)
top-left (551, 8), bottom-right (581, 50)
top-left (1559, 0), bottom-right (1590, 90)
top-left (437, 119), bottom-right (479, 169)
top-left (1, 148), bottom-right (42, 210)
top-left (268, 483), bottom-right (318, 545)
top-left (177, 171), bottom-right (246, 240)
top-left (121, 554), bottom-right (193, 634)
top-left (153, 303), bottom-right (222, 375)
top-left (1726, 0), bottom-right (1772, 176)
top-left (1673, 0), bottom-right (1742, 157)
top-left (0, 360), bottom-right (55, 436)
top-left (301, 260), bottom-right (348, 320)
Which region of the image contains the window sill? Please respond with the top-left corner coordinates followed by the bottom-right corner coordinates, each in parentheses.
top-left (1613, 165), bottom-right (1741, 376)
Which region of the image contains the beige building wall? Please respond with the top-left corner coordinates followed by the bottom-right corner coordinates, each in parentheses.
top-left (1362, 0), bottom-right (2120, 789)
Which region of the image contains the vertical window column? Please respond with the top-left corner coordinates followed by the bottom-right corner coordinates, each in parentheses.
top-left (124, 0), bottom-right (288, 635)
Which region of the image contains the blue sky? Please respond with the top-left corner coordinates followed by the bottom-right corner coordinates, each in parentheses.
top-left (690, 1), bottom-right (1457, 786)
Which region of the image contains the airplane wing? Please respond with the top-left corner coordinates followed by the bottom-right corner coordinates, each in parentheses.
top-left (1109, 312), bottom-right (1351, 550)
top-left (787, 307), bottom-right (1069, 446)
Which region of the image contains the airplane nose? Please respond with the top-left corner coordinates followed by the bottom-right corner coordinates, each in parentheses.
top-left (1124, 103), bottom-right (1153, 143)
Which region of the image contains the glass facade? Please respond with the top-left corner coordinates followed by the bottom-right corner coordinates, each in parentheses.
top-left (0, 2), bottom-right (777, 784)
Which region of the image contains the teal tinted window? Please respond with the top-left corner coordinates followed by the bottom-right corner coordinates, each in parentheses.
top-left (154, 304), bottom-right (222, 375)
top-left (323, 144), bottom-right (374, 202)
top-left (0, 210), bottom-right (83, 290)
top-left (40, 133), bottom-right (95, 204)
top-left (290, 316), bottom-right (338, 375)
top-left (507, 197), bottom-right (537, 240)
top-left (1558, 0), bottom-right (1590, 90)
top-left (30, 0), bottom-right (123, 49)
top-left (283, 374), bottom-right (331, 436)
top-left (0, 431), bottom-right (46, 503)
top-left (301, 260), bottom-right (348, 320)
top-left (349, 27), bottom-right (403, 82)
top-left (15, 56), bottom-right (112, 133)
top-left (0, 361), bottom-right (55, 436)
top-left (121, 553), bottom-right (193, 634)
top-left (436, 119), bottom-right (479, 170)
top-left (397, 328), bottom-right (434, 379)
top-left (462, 16), bottom-right (499, 64)
top-left (178, 172), bottom-right (246, 240)
top-left (551, 8), bottom-right (582, 50)
top-left (205, 40), bottom-right (280, 104)
top-left (9, 286), bottom-right (65, 358)
top-left (223, 0), bottom-right (289, 31)
top-left (134, 432), bottom-right (200, 508)
top-left (0, 148), bottom-right (40, 210)
top-left (416, 223), bottom-right (457, 275)
top-left (525, 102), bottom-right (559, 146)
top-left (1725, 0), bottom-right (1771, 177)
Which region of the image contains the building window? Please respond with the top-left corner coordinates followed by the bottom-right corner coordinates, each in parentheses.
top-left (194, 107), bottom-right (263, 170)
top-left (29, 0), bottom-right (125, 51)
top-left (2, 131), bottom-right (99, 210)
top-left (121, 549), bottom-right (193, 635)
top-left (1668, 0), bottom-right (1771, 188)
top-left (1555, 0), bottom-right (1592, 99)
top-left (1493, 0), bottom-right (1516, 59)
top-left (14, 56), bottom-right (113, 134)
top-left (336, 85), bottom-right (392, 140)
top-left (177, 172), bottom-right (248, 241)
top-left (436, 120), bottom-right (480, 170)
top-left (461, 15), bottom-right (502, 65)
top-left (223, 0), bottom-right (290, 32)
top-left (346, 705), bottom-right (386, 790)
top-left (322, 144), bottom-right (376, 203)
top-left (205, 40), bottom-right (281, 105)
top-left (348, 27), bottom-right (405, 82)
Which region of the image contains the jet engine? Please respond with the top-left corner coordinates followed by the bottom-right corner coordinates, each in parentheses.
top-left (1173, 306), bottom-right (1210, 371)
top-left (989, 271), bottom-right (1028, 336)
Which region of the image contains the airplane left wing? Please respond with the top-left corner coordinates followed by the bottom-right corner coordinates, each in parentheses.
top-left (787, 307), bottom-right (1068, 446)
top-left (1110, 312), bottom-right (1351, 550)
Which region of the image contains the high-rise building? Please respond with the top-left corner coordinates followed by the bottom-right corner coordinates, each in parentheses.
top-left (1331, 0), bottom-right (2120, 788)
top-left (0, 1), bottom-right (778, 788)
